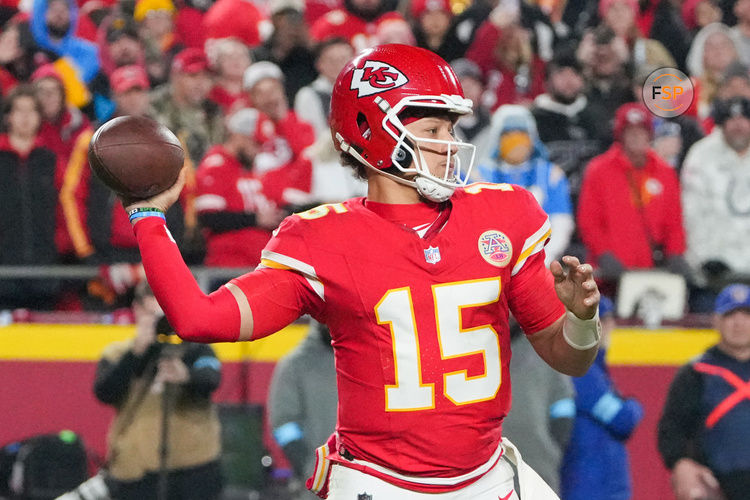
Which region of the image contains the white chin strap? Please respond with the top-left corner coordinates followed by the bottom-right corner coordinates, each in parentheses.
top-left (415, 176), bottom-right (455, 202)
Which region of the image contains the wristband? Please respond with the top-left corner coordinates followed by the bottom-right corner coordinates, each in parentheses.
top-left (562, 309), bottom-right (601, 350)
top-left (127, 207), bottom-right (164, 217)
top-left (128, 207), bottom-right (166, 224)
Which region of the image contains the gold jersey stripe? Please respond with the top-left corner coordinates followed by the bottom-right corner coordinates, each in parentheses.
top-left (226, 282), bottom-right (253, 341)
top-left (516, 228), bottom-right (551, 264)
top-left (260, 258), bottom-right (293, 270)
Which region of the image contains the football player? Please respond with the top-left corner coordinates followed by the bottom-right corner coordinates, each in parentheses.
top-left (123, 44), bottom-right (601, 499)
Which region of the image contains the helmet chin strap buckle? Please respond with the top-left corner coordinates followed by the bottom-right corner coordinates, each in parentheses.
top-left (415, 176), bottom-right (455, 203)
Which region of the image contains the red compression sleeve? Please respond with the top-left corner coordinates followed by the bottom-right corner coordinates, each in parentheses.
top-left (229, 268), bottom-right (320, 340)
top-left (134, 217), bottom-right (241, 342)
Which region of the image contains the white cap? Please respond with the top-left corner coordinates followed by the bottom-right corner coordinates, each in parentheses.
top-left (243, 61), bottom-right (284, 91)
top-left (227, 108), bottom-right (260, 136)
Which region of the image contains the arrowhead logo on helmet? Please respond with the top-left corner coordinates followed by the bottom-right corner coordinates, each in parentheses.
top-left (350, 61), bottom-right (409, 98)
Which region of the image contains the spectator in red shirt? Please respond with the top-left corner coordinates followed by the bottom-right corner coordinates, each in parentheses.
top-left (202, 0), bottom-right (269, 49)
top-left (577, 103), bottom-right (690, 286)
top-left (31, 64), bottom-right (95, 262)
top-left (206, 37), bottom-right (252, 113)
top-left (310, 0), bottom-right (404, 52)
top-left (465, 10), bottom-right (546, 110)
top-left (195, 107), bottom-right (286, 268)
top-left (242, 60), bottom-right (315, 183)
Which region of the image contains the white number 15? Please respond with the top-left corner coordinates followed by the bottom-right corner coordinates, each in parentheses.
top-left (374, 278), bottom-right (502, 412)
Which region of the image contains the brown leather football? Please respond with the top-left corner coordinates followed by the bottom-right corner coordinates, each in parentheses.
top-left (88, 115), bottom-right (184, 200)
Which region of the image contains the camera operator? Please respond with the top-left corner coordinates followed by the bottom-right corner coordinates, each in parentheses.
top-left (93, 280), bottom-right (223, 500)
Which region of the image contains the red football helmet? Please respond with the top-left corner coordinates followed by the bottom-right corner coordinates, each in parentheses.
top-left (330, 44), bottom-right (476, 202)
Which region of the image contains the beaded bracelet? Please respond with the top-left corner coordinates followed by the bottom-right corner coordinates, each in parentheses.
top-left (127, 207), bottom-right (166, 224)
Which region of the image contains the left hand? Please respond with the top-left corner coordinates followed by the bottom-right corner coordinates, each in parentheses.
top-left (550, 255), bottom-right (600, 320)
top-left (122, 167), bottom-right (187, 215)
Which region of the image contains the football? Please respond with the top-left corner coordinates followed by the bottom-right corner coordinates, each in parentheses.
top-left (88, 115), bottom-right (184, 200)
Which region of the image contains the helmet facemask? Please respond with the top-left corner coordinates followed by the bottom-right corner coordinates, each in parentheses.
top-left (376, 94), bottom-right (476, 202)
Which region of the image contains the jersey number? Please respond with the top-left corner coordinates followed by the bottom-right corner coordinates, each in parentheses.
top-left (374, 278), bottom-right (502, 412)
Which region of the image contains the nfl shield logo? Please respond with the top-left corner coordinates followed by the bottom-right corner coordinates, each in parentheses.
top-left (357, 494), bottom-right (373, 500)
top-left (424, 246), bottom-right (441, 264)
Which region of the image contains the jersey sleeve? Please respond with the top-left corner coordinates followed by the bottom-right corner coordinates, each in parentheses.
top-left (494, 185), bottom-right (565, 333)
top-left (227, 267), bottom-right (322, 340)
top-left (259, 215), bottom-right (325, 302)
top-left (507, 185), bottom-right (553, 277)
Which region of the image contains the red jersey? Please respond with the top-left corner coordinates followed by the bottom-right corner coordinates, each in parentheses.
top-left (195, 145), bottom-right (274, 267)
top-left (255, 111), bottom-right (315, 176)
top-left (231, 183), bottom-right (565, 487)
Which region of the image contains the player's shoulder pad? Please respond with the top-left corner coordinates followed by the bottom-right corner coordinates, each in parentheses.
top-left (270, 200), bottom-right (353, 238)
top-left (292, 200), bottom-right (355, 223)
top-left (458, 182), bottom-right (547, 229)
top-left (458, 182), bottom-right (537, 205)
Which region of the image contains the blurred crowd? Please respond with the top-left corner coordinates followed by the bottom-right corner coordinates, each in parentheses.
top-left (0, 0), bottom-right (749, 313)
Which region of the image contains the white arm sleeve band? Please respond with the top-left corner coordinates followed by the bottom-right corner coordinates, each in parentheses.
top-left (562, 309), bottom-right (601, 350)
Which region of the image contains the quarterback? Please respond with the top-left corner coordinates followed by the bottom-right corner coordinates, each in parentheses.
top-left (124, 45), bottom-right (600, 499)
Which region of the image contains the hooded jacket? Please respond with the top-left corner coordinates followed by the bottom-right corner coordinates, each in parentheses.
top-left (30, 0), bottom-right (99, 83)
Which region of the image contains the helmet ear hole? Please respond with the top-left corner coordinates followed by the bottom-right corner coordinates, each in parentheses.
top-left (356, 112), bottom-right (371, 141)
top-left (391, 138), bottom-right (415, 168)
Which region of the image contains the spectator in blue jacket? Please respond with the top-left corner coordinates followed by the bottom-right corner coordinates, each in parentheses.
top-left (29, 0), bottom-right (100, 84)
top-left (560, 296), bottom-right (644, 500)
top-left (474, 104), bottom-right (574, 265)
